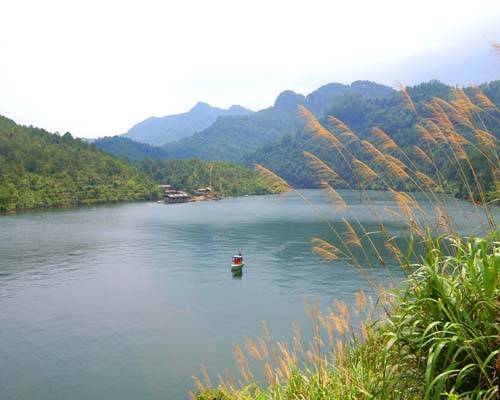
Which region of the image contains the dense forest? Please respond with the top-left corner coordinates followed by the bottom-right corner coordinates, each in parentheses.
top-left (94, 136), bottom-right (171, 161)
top-left (247, 80), bottom-right (500, 201)
top-left (0, 115), bottom-right (161, 212)
top-left (0, 115), bottom-right (275, 212)
top-left (123, 102), bottom-right (253, 146)
top-left (95, 81), bottom-right (395, 162)
top-left (159, 81), bottom-right (393, 161)
top-left (96, 79), bottom-right (499, 202)
top-left (3, 79), bottom-right (498, 212)
top-left (137, 159), bottom-right (273, 197)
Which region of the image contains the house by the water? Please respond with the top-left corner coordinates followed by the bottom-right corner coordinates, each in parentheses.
top-left (195, 187), bottom-right (212, 195)
top-left (164, 190), bottom-right (191, 204)
top-left (159, 184), bottom-right (191, 204)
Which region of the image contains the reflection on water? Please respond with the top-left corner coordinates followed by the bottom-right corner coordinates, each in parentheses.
top-left (232, 270), bottom-right (243, 279)
top-left (0, 190), bottom-right (496, 400)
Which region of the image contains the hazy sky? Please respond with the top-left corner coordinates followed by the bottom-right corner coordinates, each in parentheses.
top-left (1, 0), bottom-right (499, 138)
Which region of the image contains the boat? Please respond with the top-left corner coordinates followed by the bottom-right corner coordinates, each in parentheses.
top-left (231, 254), bottom-right (244, 272)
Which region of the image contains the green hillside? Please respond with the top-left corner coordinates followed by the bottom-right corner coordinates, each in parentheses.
top-left (94, 136), bottom-right (171, 160)
top-left (247, 80), bottom-right (500, 201)
top-left (0, 115), bottom-right (278, 212)
top-left (160, 81), bottom-right (394, 161)
top-left (137, 159), bottom-right (273, 197)
top-left (0, 115), bottom-right (160, 212)
top-left (91, 81), bottom-right (393, 163)
top-left (123, 102), bottom-right (253, 146)
top-left (161, 107), bottom-right (303, 161)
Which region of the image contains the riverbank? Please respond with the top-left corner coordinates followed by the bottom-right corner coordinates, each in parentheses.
top-left (1, 189), bottom-right (265, 215)
top-left (195, 233), bottom-right (500, 400)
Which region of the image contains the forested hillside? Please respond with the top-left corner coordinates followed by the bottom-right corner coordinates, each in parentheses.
top-left (0, 116), bottom-right (160, 212)
top-left (248, 80), bottom-right (500, 201)
top-left (160, 81), bottom-right (394, 161)
top-left (123, 102), bottom-right (253, 146)
top-left (137, 159), bottom-right (273, 197)
top-left (0, 115), bottom-right (279, 212)
top-left (94, 136), bottom-right (171, 160)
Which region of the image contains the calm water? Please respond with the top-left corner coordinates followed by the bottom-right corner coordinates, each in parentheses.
top-left (0, 190), bottom-right (495, 399)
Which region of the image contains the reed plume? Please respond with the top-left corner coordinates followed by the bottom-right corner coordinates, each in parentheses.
top-left (413, 145), bottom-right (435, 167)
top-left (470, 87), bottom-right (498, 111)
top-left (361, 140), bottom-right (386, 163)
top-left (428, 100), bottom-right (456, 135)
top-left (255, 164), bottom-right (291, 192)
top-left (474, 129), bottom-right (497, 148)
top-left (245, 337), bottom-right (263, 360)
top-left (352, 159), bottom-right (378, 182)
top-left (397, 82), bottom-right (416, 113)
top-left (451, 88), bottom-right (479, 114)
top-left (425, 120), bottom-right (448, 144)
top-left (233, 344), bottom-right (253, 383)
top-left (389, 189), bottom-right (423, 236)
top-left (342, 218), bottom-right (361, 247)
top-left (415, 171), bottom-right (436, 189)
top-left (311, 237), bottom-right (340, 261)
top-left (416, 125), bottom-right (438, 146)
top-left (303, 151), bottom-right (346, 184)
top-left (319, 181), bottom-right (348, 209)
top-left (298, 105), bottom-right (342, 149)
top-left (354, 290), bottom-right (366, 314)
top-left (431, 96), bottom-right (474, 130)
top-left (384, 236), bottom-right (403, 263)
top-left (435, 206), bottom-right (452, 235)
top-left (327, 115), bottom-right (359, 144)
top-left (384, 154), bottom-right (410, 181)
top-left (371, 127), bottom-right (400, 151)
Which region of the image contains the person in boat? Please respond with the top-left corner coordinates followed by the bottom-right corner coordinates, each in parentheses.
top-left (233, 253), bottom-right (243, 265)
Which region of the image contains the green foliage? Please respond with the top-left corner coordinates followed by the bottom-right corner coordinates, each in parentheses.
top-left (161, 107), bottom-right (304, 162)
top-left (0, 115), bottom-right (160, 212)
top-left (123, 102), bottom-right (253, 146)
top-left (389, 234), bottom-right (500, 399)
top-left (160, 81), bottom-right (394, 162)
top-left (93, 136), bottom-right (171, 160)
top-left (247, 80), bottom-right (500, 201)
top-left (137, 159), bottom-right (273, 197)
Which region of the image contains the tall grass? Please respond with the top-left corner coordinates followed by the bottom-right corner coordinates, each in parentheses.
top-left (193, 49), bottom-right (499, 399)
top-left (194, 235), bottom-right (499, 400)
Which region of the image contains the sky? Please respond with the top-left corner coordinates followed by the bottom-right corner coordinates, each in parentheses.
top-left (0, 0), bottom-right (499, 138)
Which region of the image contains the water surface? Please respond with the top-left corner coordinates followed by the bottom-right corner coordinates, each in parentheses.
top-left (0, 190), bottom-right (494, 399)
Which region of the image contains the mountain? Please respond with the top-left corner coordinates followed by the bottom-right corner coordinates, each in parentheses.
top-left (123, 102), bottom-right (253, 146)
top-left (0, 115), bottom-right (159, 212)
top-left (306, 81), bottom-right (394, 116)
top-left (94, 136), bottom-right (170, 160)
top-left (160, 81), bottom-right (394, 161)
top-left (246, 80), bottom-right (500, 201)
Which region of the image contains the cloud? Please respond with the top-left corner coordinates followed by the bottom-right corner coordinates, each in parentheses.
top-left (0, 0), bottom-right (499, 137)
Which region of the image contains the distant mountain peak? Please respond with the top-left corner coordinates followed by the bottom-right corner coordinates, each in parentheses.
top-left (189, 101), bottom-right (216, 113)
top-left (274, 90), bottom-right (306, 110)
top-left (123, 101), bottom-right (253, 146)
top-left (228, 104), bottom-right (252, 113)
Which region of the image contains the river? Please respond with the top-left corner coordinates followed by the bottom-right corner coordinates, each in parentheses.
top-left (0, 190), bottom-right (494, 399)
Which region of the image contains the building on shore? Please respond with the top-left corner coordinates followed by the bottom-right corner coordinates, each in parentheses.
top-left (194, 186), bottom-right (212, 196)
top-left (164, 189), bottom-right (191, 204)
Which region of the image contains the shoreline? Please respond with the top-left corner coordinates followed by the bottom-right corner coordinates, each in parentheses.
top-left (0, 191), bottom-right (270, 216)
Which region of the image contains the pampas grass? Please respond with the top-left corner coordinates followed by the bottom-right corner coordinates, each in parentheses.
top-left (195, 49), bottom-right (499, 400)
